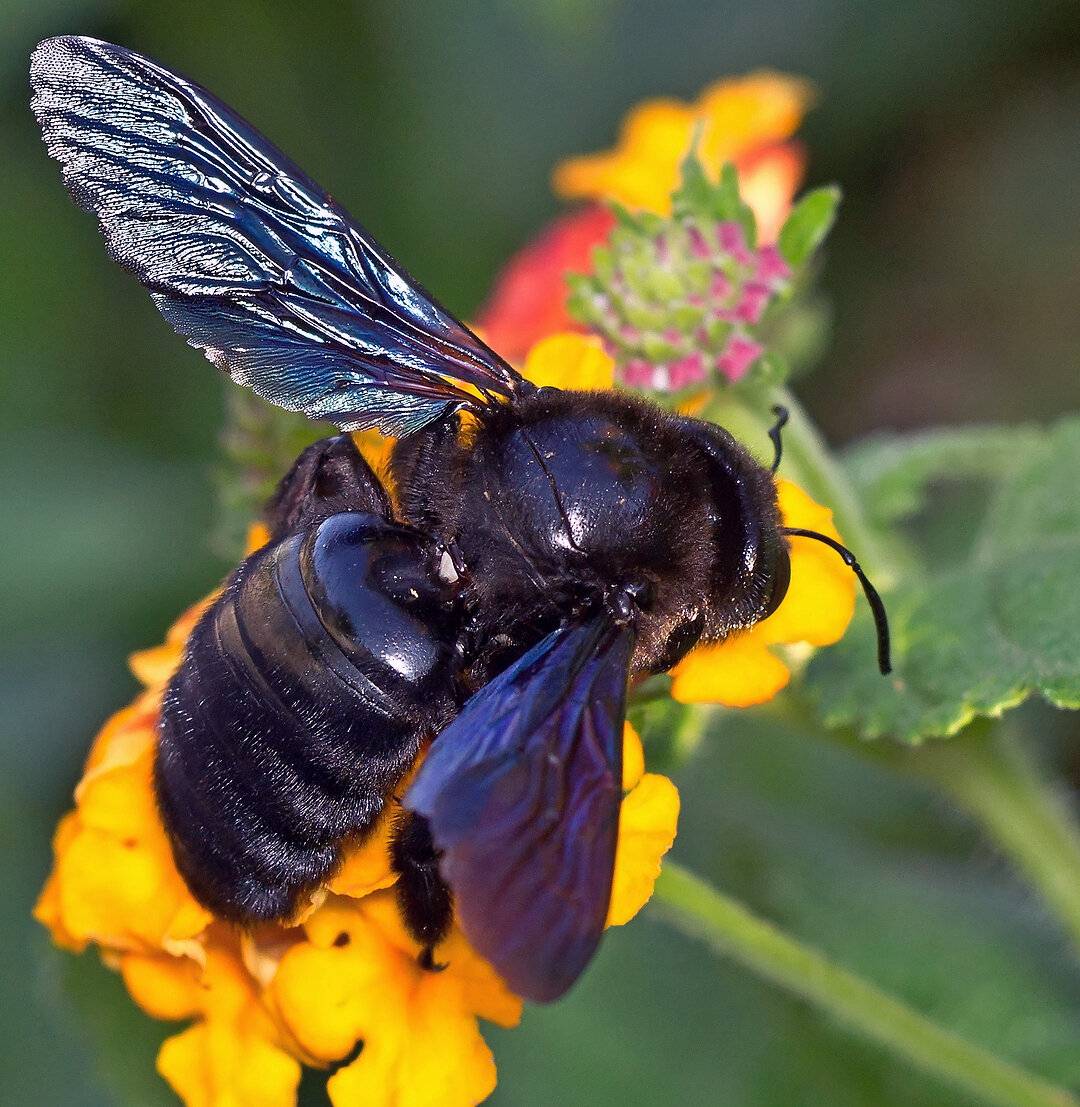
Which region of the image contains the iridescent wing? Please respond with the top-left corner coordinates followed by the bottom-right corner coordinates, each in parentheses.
top-left (406, 618), bottom-right (633, 1002)
top-left (30, 36), bottom-right (527, 435)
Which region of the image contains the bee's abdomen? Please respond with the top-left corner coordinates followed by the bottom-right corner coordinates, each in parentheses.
top-left (156, 513), bottom-right (460, 922)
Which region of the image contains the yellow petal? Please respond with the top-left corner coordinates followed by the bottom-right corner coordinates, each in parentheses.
top-left (157, 1017), bottom-right (300, 1107)
top-left (607, 774), bottom-right (680, 927)
top-left (350, 891), bottom-right (521, 1028)
top-left (271, 903), bottom-right (397, 1062)
top-left (670, 634), bottom-right (791, 707)
top-left (670, 480), bottom-right (857, 706)
top-left (327, 997), bottom-right (497, 1107)
top-left (622, 721), bottom-right (645, 792)
top-left (33, 813), bottom-right (85, 952)
top-left (553, 71), bottom-right (811, 220)
top-left (271, 895), bottom-right (514, 1107)
top-left (156, 941), bottom-right (301, 1107)
top-left (521, 332), bottom-right (616, 391)
top-left (54, 820), bottom-right (208, 951)
top-left (120, 951), bottom-right (202, 1020)
top-left (330, 810), bottom-right (399, 900)
top-left (761, 479), bottom-right (855, 647)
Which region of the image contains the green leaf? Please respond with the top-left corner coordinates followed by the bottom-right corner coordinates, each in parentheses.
top-left (671, 142), bottom-right (714, 221)
top-left (778, 186), bottom-right (841, 267)
top-left (847, 424), bottom-right (1043, 529)
top-left (715, 162), bottom-right (758, 248)
top-left (805, 419), bottom-right (1080, 743)
top-left (672, 155), bottom-right (757, 247)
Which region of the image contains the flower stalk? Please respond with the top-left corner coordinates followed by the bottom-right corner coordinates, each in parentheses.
top-left (653, 860), bottom-right (1078, 1107)
top-left (703, 383), bottom-right (890, 577)
top-left (899, 720), bottom-right (1080, 958)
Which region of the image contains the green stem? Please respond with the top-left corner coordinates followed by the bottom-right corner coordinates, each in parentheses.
top-left (772, 697), bottom-right (1080, 961)
top-left (705, 383), bottom-right (890, 576)
top-left (901, 721), bottom-right (1080, 956)
top-left (653, 861), bottom-right (1077, 1107)
top-left (770, 385), bottom-right (889, 575)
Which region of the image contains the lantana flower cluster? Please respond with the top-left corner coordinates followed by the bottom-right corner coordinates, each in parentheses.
top-left (478, 71), bottom-right (811, 361)
top-left (569, 214), bottom-right (792, 390)
top-left (36, 69), bottom-right (856, 1107)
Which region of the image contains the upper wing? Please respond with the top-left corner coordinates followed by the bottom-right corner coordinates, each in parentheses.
top-left (30, 36), bottom-right (526, 436)
top-left (406, 618), bottom-right (633, 1002)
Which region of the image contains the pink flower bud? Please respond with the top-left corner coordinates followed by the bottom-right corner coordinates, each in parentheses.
top-left (755, 244), bottom-right (792, 285)
top-left (667, 353), bottom-right (707, 390)
top-left (717, 221), bottom-right (752, 265)
top-left (709, 271), bottom-right (732, 300)
top-left (717, 335), bottom-right (764, 382)
top-left (622, 359), bottom-right (657, 388)
top-left (688, 226), bottom-right (711, 259)
top-left (735, 282), bottom-right (771, 324)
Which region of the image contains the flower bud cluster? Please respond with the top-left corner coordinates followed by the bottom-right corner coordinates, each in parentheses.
top-left (569, 216), bottom-right (790, 391)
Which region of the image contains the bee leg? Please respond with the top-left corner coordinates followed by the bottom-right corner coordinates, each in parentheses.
top-left (390, 810), bottom-right (453, 972)
top-left (264, 434), bottom-right (392, 538)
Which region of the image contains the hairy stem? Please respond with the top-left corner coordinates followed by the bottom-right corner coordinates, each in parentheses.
top-left (653, 861), bottom-right (1078, 1107)
top-left (902, 720), bottom-right (1080, 956)
top-left (769, 385), bottom-right (890, 576)
top-left (704, 383), bottom-right (890, 576)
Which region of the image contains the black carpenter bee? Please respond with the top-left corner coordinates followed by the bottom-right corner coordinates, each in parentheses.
top-left (31, 36), bottom-right (890, 1002)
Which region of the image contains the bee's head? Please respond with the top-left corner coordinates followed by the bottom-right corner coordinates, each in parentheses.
top-left (477, 390), bottom-right (792, 674)
top-left (681, 417), bottom-right (791, 634)
top-left (670, 413), bottom-right (892, 678)
top-left (601, 414), bottom-right (791, 676)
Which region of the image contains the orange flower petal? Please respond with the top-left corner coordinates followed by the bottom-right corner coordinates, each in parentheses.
top-left (696, 72), bottom-right (813, 162)
top-left (129, 597), bottom-right (215, 689)
top-left (736, 141), bottom-right (806, 245)
top-left (244, 521), bottom-right (272, 555)
top-left (476, 205), bottom-right (616, 362)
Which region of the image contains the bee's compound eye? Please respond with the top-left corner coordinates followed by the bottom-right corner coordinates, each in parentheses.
top-left (760, 541), bottom-right (791, 620)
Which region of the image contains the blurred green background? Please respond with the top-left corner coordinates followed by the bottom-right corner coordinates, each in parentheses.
top-left (3, 1), bottom-right (1079, 1104)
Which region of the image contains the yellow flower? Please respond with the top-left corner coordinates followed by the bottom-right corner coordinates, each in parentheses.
top-left (670, 480), bottom-right (856, 707)
top-left (36, 513), bottom-right (679, 1106)
top-left (553, 72), bottom-right (813, 240)
top-left (521, 331), bottom-right (617, 390)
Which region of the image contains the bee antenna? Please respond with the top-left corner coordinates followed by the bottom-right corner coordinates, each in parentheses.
top-left (780, 527), bottom-right (892, 675)
top-left (767, 405), bottom-right (790, 473)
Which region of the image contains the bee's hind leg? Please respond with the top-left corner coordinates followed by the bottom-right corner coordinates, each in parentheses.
top-left (390, 810), bottom-right (453, 972)
top-left (264, 434), bottom-right (393, 538)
